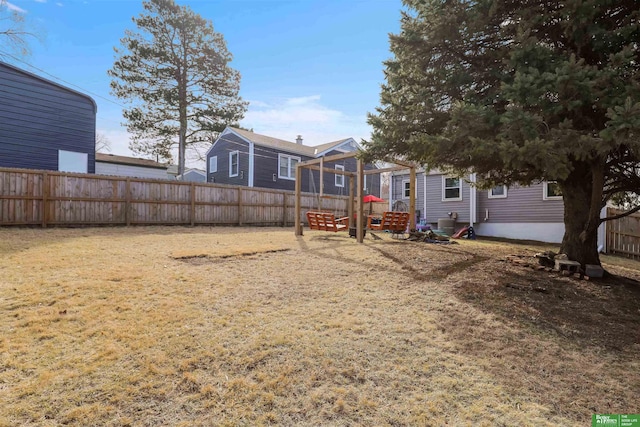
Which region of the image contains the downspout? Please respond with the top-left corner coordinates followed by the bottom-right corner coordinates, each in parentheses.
top-left (423, 172), bottom-right (427, 222)
top-left (248, 142), bottom-right (254, 187)
top-left (469, 173), bottom-right (477, 227)
top-left (598, 205), bottom-right (607, 253)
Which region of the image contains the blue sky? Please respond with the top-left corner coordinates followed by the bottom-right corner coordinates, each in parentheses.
top-left (2, 0), bottom-right (402, 165)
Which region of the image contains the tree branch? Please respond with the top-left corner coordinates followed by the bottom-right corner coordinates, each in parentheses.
top-left (600, 205), bottom-right (640, 223)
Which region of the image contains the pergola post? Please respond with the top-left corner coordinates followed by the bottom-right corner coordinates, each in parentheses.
top-left (318, 157), bottom-right (324, 211)
top-left (348, 173), bottom-right (354, 224)
top-left (357, 158), bottom-right (364, 243)
top-left (295, 163), bottom-right (302, 236)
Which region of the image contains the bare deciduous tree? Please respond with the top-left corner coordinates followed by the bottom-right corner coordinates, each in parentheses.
top-left (0, 0), bottom-right (42, 58)
top-left (96, 133), bottom-right (111, 153)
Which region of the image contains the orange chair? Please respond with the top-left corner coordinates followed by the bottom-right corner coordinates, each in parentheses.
top-left (306, 212), bottom-right (349, 232)
top-left (373, 211), bottom-right (410, 237)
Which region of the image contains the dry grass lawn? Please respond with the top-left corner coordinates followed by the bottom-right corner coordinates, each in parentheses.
top-left (0, 226), bottom-right (639, 426)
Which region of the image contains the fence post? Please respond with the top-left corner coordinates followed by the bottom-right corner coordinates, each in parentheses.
top-left (125, 178), bottom-right (131, 226)
top-left (282, 193), bottom-right (287, 227)
top-left (42, 171), bottom-right (48, 228)
top-left (190, 182), bottom-right (196, 226)
top-left (238, 187), bottom-right (243, 226)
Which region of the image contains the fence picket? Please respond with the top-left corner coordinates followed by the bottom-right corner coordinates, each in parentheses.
top-left (0, 167), bottom-right (351, 228)
top-left (606, 207), bottom-right (640, 260)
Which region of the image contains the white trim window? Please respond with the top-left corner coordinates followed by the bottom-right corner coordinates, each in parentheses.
top-left (402, 179), bottom-right (410, 198)
top-left (278, 154), bottom-right (300, 180)
top-left (488, 185), bottom-right (507, 199)
top-left (335, 165), bottom-right (345, 187)
top-left (442, 176), bottom-right (462, 201)
top-left (363, 175), bottom-right (368, 192)
top-left (543, 181), bottom-right (562, 200)
top-left (58, 150), bottom-right (88, 173)
top-left (209, 155), bottom-right (218, 173)
top-left (229, 151), bottom-right (239, 177)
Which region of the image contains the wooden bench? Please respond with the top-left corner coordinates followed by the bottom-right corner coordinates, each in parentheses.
top-left (306, 212), bottom-right (349, 232)
top-left (369, 211), bottom-right (410, 237)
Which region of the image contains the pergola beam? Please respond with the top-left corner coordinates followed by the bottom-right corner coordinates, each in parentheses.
top-left (305, 165), bottom-right (356, 176)
top-left (369, 165), bottom-right (412, 174)
top-left (384, 159), bottom-right (415, 168)
top-left (298, 151), bottom-right (359, 167)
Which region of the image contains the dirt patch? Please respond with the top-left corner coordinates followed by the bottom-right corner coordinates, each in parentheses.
top-left (172, 248), bottom-right (291, 265)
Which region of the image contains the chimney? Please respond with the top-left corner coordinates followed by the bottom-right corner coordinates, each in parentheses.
top-left (296, 135), bottom-right (303, 145)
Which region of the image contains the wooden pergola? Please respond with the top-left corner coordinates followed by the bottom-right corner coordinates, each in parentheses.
top-left (294, 151), bottom-right (417, 243)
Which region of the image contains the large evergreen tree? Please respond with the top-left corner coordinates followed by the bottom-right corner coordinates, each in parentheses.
top-left (367, 0), bottom-right (640, 267)
top-left (109, 0), bottom-right (247, 175)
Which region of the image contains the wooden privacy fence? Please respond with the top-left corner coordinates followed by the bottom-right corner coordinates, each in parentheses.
top-left (606, 207), bottom-right (640, 260)
top-left (0, 167), bottom-right (349, 227)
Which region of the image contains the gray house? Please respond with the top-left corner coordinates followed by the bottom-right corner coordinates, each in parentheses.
top-left (0, 61), bottom-right (97, 173)
top-left (206, 127), bottom-right (381, 196)
top-left (95, 153), bottom-right (170, 180)
top-left (390, 169), bottom-right (605, 245)
top-left (178, 168), bottom-right (206, 182)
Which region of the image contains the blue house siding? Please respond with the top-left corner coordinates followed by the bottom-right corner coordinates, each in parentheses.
top-left (323, 151), bottom-right (381, 198)
top-left (207, 132), bottom-right (249, 186)
top-left (252, 145), bottom-right (314, 192)
top-left (0, 62), bottom-right (96, 173)
top-left (207, 130), bottom-right (381, 197)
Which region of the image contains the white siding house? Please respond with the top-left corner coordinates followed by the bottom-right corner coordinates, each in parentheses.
top-left (95, 153), bottom-right (170, 180)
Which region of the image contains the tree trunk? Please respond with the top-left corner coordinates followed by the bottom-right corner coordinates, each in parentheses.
top-left (178, 67), bottom-right (187, 177)
top-left (559, 162), bottom-right (603, 267)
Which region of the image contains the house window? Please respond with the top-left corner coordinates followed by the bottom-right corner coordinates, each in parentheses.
top-left (209, 156), bottom-right (217, 173)
top-left (278, 154), bottom-right (300, 180)
top-left (488, 185), bottom-right (507, 199)
top-left (58, 150), bottom-right (88, 173)
top-left (543, 181), bottom-right (562, 200)
top-left (229, 151), bottom-right (239, 177)
top-left (402, 180), bottom-right (410, 198)
top-left (335, 165), bottom-right (345, 187)
top-left (443, 176), bottom-right (462, 201)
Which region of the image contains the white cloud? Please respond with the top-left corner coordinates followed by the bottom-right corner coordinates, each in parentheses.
top-left (242, 95), bottom-right (371, 146)
top-left (285, 95), bottom-right (321, 106)
top-left (55, 1), bottom-right (62, 6)
top-left (34, 0), bottom-right (46, 3)
top-left (4, 2), bottom-right (27, 13)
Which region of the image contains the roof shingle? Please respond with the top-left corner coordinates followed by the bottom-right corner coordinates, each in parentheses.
top-left (228, 127), bottom-right (352, 157)
top-left (95, 153), bottom-right (168, 169)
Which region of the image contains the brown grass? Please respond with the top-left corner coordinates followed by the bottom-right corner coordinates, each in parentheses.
top-left (0, 226), bottom-right (638, 426)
